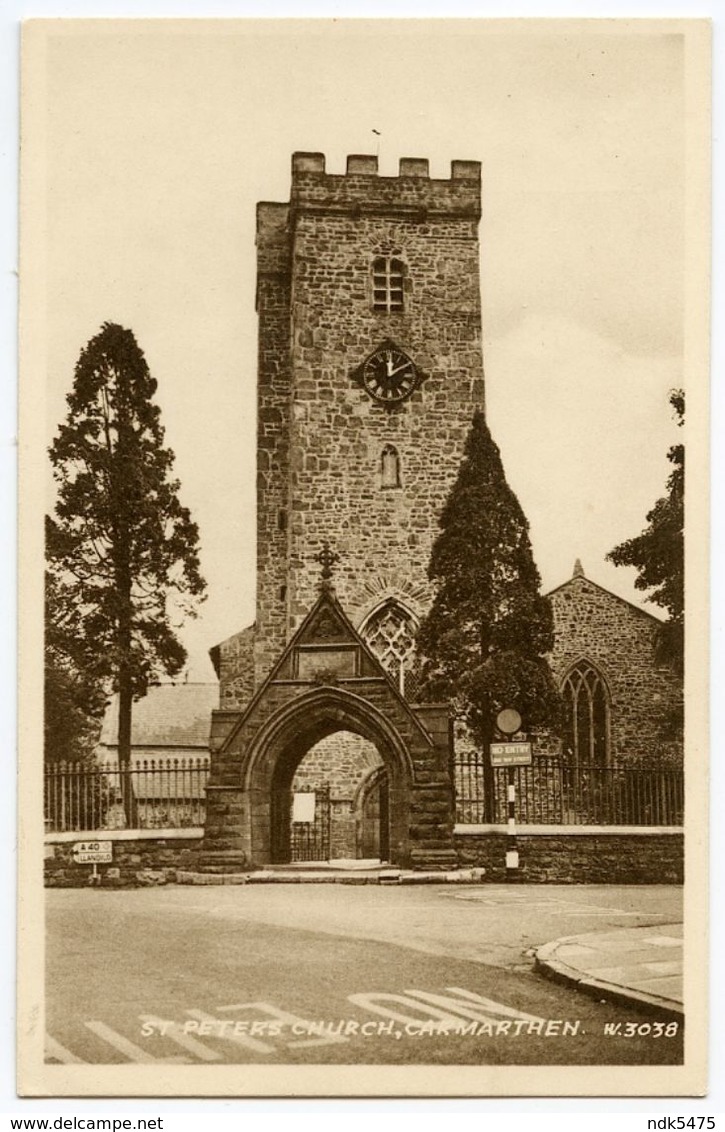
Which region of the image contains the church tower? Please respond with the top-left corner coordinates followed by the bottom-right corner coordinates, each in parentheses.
top-left (254, 152), bottom-right (485, 689)
top-left (202, 151), bottom-right (685, 872)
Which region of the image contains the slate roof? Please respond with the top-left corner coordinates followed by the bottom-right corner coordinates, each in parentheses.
top-left (99, 683), bottom-right (218, 749)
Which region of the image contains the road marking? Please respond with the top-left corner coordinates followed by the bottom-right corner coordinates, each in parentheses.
top-left (45, 1034), bottom-right (86, 1064)
top-left (139, 1015), bottom-right (222, 1061)
top-left (408, 988), bottom-right (545, 1023)
top-left (185, 1009), bottom-right (274, 1054)
top-left (85, 1021), bottom-right (189, 1063)
top-left (348, 987), bottom-right (545, 1029)
top-left (347, 991), bottom-right (466, 1028)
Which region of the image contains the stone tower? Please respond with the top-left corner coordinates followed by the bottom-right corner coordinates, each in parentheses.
top-left (203, 151), bottom-right (684, 874)
top-left (252, 151), bottom-right (485, 690)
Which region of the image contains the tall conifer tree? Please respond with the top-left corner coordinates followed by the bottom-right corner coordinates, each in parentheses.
top-left (417, 411), bottom-right (560, 816)
top-left (607, 390), bottom-right (684, 746)
top-left (46, 323), bottom-right (206, 820)
top-left (607, 390), bottom-right (684, 678)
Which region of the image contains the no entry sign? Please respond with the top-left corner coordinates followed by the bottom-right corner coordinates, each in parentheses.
top-left (489, 742), bottom-right (532, 767)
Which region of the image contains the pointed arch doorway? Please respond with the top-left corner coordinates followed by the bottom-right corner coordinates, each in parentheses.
top-left (285, 730), bottom-right (388, 864)
top-left (255, 685), bottom-right (412, 866)
top-left (268, 712), bottom-right (394, 865)
top-left (201, 586), bottom-right (457, 872)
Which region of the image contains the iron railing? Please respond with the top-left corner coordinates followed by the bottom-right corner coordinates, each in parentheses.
top-left (45, 754), bottom-right (684, 835)
top-left (44, 758), bottom-right (211, 832)
top-left (454, 753), bottom-right (684, 827)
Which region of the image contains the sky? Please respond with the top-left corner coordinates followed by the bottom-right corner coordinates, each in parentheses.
top-left (36, 20), bottom-right (698, 681)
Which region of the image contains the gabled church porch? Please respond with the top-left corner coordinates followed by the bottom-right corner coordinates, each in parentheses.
top-left (200, 582), bottom-right (459, 874)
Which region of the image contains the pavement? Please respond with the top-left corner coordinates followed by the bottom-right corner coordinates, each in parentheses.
top-left (535, 921), bottom-right (683, 1018)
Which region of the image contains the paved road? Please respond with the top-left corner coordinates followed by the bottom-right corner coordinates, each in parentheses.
top-left (45, 884), bottom-right (683, 1066)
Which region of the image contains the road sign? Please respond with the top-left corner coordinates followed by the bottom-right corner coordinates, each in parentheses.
top-left (72, 840), bottom-right (113, 864)
top-left (489, 742), bottom-right (532, 767)
top-left (496, 708), bottom-right (522, 736)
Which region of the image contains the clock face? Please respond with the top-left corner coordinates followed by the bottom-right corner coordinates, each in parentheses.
top-left (362, 347), bottom-right (419, 404)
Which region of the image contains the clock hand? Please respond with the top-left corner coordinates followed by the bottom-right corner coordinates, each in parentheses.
top-left (388, 362), bottom-right (412, 378)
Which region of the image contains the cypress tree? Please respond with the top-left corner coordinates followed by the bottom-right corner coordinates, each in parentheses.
top-left (417, 410), bottom-right (560, 817)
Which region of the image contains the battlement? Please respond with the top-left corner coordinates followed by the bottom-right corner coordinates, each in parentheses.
top-left (291, 152), bottom-right (480, 181)
top-left (288, 152), bottom-right (481, 218)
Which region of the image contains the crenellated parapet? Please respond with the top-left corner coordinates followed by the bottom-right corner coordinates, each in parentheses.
top-left (289, 152), bottom-right (481, 220)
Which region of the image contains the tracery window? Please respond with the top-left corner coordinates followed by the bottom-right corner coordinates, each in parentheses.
top-left (561, 660), bottom-right (610, 765)
top-left (361, 600), bottom-right (418, 697)
top-left (381, 445), bottom-right (401, 489)
top-left (372, 256), bottom-right (405, 313)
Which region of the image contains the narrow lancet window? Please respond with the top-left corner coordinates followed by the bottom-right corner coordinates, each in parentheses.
top-left (381, 444), bottom-right (401, 489)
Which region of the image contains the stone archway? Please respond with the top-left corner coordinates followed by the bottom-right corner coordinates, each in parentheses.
top-left (201, 586), bottom-right (456, 872)
top-left (244, 687), bottom-right (411, 865)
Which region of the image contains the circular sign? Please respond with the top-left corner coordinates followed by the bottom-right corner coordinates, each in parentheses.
top-left (496, 708), bottom-right (522, 736)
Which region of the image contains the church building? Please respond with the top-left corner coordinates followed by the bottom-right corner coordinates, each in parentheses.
top-left (203, 153), bottom-right (682, 873)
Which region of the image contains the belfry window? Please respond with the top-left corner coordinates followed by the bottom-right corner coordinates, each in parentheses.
top-left (381, 445), bottom-right (401, 489)
top-left (372, 256), bottom-right (405, 313)
top-left (561, 661), bottom-right (610, 765)
top-left (361, 599), bottom-right (418, 698)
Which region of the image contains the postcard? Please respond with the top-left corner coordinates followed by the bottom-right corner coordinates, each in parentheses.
top-left (18, 17), bottom-right (710, 1097)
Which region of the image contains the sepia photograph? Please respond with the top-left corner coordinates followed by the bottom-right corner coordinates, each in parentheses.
top-left (17, 17), bottom-right (710, 1097)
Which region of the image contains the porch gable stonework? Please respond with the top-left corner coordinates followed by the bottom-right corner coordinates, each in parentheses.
top-left (201, 587), bottom-right (456, 871)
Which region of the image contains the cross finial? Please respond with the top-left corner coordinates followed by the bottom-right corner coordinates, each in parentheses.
top-left (314, 541), bottom-right (340, 589)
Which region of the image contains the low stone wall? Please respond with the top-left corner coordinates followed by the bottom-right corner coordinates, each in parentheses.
top-left (45, 826), bottom-right (684, 886)
top-left (44, 831), bottom-right (203, 887)
top-left (454, 825), bottom-right (683, 884)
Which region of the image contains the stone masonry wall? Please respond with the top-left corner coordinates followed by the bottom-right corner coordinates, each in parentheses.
top-left (292, 731), bottom-right (384, 858)
top-left (45, 830), bottom-right (682, 886)
top-left (254, 202), bottom-right (293, 686)
top-left (45, 836), bottom-right (201, 887)
top-left (547, 575), bottom-right (682, 764)
top-left (454, 831), bottom-right (683, 884)
top-left (215, 624), bottom-right (255, 710)
top-left (292, 732), bottom-right (383, 796)
top-left (251, 153), bottom-right (486, 691)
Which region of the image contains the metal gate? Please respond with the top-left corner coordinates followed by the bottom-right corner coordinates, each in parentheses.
top-left (290, 784), bottom-right (331, 862)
